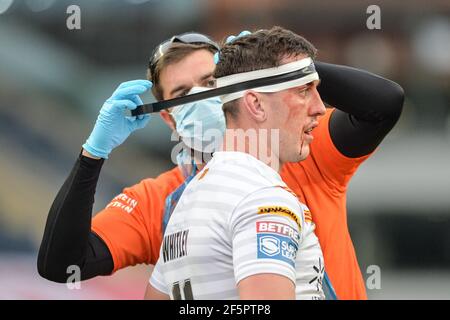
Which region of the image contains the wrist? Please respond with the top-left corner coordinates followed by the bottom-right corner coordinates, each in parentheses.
top-left (81, 148), bottom-right (102, 160)
top-left (81, 139), bottom-right (110, 159)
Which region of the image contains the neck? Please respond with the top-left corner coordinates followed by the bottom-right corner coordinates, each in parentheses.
top-left (180, 149), bottom-right (208, 178)
top-left (221, 126), bottom-right (281, 172)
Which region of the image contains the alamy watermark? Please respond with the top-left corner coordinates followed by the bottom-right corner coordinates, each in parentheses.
top-left (366, 265), bottom-right (381, 290)
top-left (66, 265), bottom-right (81, 290)
top-left (170, 121), bottom-right (282, 171)
top-left (66, 5), bottom-right (81, 30)
top-left (366, 5), bottom-right (381, 30)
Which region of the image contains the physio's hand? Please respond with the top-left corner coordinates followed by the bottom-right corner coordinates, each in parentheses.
top-left (214, 30), bottom-right (251, 64)
top-left (82, 80), bottom-right (152, 159)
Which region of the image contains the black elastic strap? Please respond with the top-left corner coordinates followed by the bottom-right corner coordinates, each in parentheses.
top-left (131, 64), bottom-right (316, 116)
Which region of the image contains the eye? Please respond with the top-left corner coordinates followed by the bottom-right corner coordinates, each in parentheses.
top-left (204, 79), bottom-right (217, 88)
top-left (177, 89), bottom-right (190, 98)
top-left (298, 87), bottom-right (308, 96)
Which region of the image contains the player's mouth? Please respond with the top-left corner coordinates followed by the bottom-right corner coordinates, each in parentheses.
top-left (303, 122), bottom-right (318, 140)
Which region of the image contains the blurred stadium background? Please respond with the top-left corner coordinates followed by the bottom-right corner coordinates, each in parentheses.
top-left (0, 0), bottom-right (449, 299)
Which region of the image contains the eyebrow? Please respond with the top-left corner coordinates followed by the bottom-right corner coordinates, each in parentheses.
top-left (308, 79), bottom-right (321, 87)
top-left (299, 79), bottom-right (321, 90)
top-left (169, 84), bottom-right (189, 98)
top-left (169, 72), bottom-right (215, 97)
top-left (199, 72), bottom-right (215, 82)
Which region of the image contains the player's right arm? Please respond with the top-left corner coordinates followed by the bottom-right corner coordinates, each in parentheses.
top-left (144, 283), bottom-right (170, 300)
top-left (145, 257), bottom-right (170, 300)
top-left (37, 80), bottom-right (152, 282)
top-left (230, 187), bottom-right (304, 300)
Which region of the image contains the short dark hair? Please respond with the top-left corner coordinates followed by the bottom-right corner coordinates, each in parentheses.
top-left (214, 26), bottom-right (317, 120)
top-left (147, 43), bottom-right (217, 100)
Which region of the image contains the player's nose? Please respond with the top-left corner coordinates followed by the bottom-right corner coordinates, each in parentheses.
top-left (309, 89), bottom-right (326, 117)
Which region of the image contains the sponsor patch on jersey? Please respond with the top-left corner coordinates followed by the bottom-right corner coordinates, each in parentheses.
top-left (257, 206), bottom-right (302, 230)
top-left (256, 221), bottom-right (299, 267)
top-left (303, 208), bottom-right (313, 223)
top-left (106, 193), bottom-right (138, 214)
top-left (256, 221), bottom-right (300, 243)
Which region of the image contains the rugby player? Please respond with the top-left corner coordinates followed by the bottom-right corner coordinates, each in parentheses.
top-left (38, 26), bottom-right (404, 299)
top-left (146, 28), bottom-right (327, 299)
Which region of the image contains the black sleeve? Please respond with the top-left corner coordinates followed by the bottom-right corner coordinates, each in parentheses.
top-left (315, 62), bottom-right (405, 158)
top-left (37, 152), bottom-right (114, 283)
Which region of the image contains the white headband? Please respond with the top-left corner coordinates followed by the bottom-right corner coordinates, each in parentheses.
top-left (216, 57), bottom-right (319, 104)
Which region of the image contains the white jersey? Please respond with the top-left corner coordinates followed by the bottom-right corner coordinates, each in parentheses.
top-left (150, 151), bottom-right (325, 300)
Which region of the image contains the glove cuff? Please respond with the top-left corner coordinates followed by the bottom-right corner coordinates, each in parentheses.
top-left (82, 142), bottom-right (110, 159)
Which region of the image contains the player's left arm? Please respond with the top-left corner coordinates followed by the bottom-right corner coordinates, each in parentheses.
top-left (315, 62), bottom-right (405, 157)
top-left (238, 273), bottom-right (295, 300)
top-left (230, 187), bottom-right (303, 300)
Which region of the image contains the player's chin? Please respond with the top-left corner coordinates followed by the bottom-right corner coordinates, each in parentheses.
top-left (298, 144), bottom-right (310, 161)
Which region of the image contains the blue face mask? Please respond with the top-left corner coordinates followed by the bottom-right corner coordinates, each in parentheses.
top-left (171, 87), bottom-right (225, 153)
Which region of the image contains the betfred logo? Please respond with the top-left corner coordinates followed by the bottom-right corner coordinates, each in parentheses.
top-left (256, 221), bottom-right (300, 243)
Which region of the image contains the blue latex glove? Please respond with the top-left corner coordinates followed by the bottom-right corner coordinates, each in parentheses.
top-left (214, 30), bottom-right (251, 64)
top-left (82, 79), bottom-right (152, 159)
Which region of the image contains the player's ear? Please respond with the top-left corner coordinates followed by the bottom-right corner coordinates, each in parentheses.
top-left (242, 90), bottom-right (267, 123)
top-left (160, 110), bottom-right (176, 131)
